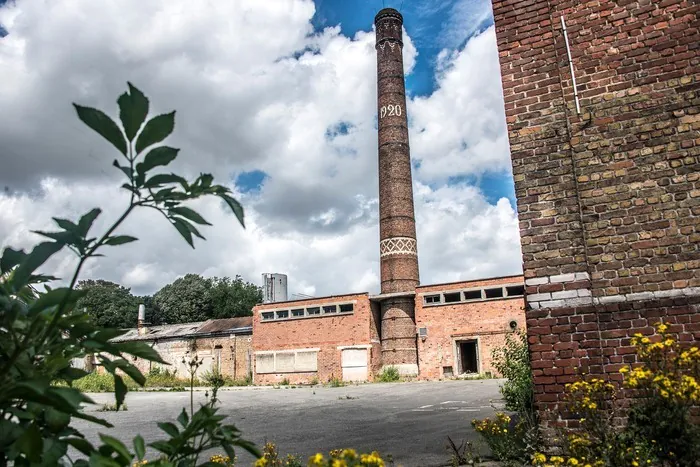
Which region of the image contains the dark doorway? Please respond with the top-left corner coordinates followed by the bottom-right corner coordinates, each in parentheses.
top-left (459, 341), bottom-right (478, 374)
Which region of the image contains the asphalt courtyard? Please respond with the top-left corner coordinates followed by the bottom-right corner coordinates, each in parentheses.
top-left (74, 379), bottom-right (504, 467)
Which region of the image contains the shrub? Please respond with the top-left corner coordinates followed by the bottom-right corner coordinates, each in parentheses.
top-left (491, 329), bottom-right (533, 414)
top-left (306, 449), bottom-right (386, 467)
top-left (329, 376), bottom-right (345, 388)
top-left (532, 321), bottom-right (700, 467)
top-left (309, 376), bottom-right (320, 386)
top-left (471, 412), bottom-right (527, 462)
top-left (376, 366), bottom-right (400, 383)
top-left (0, 83), bottom-right (258, 465)
top-left (280, 378), bottom-right (290, 386)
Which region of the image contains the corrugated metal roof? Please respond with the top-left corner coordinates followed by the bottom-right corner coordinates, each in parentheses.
top-left (196, 316), bottom-right (253, 334)
top-left (111, 316), bottom-right (252, 342)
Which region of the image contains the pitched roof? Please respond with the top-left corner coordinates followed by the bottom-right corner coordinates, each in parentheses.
top-left (112, 316), bottom-right (252, 342)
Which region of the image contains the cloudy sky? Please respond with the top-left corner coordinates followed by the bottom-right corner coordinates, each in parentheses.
top-left (0, 0), bottom-right (522, 298)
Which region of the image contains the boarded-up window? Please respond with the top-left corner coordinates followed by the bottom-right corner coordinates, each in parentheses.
top-left (275, 352), bottom-right (295, 372)
top-left (295, 351), bottom-right (318, 372)
top-left (256, 354), bottom-right (274, 373)
top-left (254, 350), bottom-right (319, 373)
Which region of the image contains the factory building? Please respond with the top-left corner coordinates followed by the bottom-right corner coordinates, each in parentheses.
top-left (251, 8), bottom-right (526, 385)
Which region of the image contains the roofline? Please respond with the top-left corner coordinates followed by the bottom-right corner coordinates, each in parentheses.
top-left (416, 274), bottom-right (524, 290)
top-left (255, 291), bottom-right (370, 308)
top-left (111, 326), bottom-right (253, 343)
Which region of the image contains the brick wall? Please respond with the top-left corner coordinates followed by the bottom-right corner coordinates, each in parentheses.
top-left (252, 294), bottom-right (377, 384)
top-left (127, 334), bottom-right (252, 381)
top-left (492, 0), bottom-right (699, 433)
top-left (415, 276), bottom-right (526, 379)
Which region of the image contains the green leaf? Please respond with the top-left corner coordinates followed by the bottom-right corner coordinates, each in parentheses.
top-left (118, 82), bottom-right (149, 142)
top-left (113, 359), bottom-right (146, 386)
top-left (27, 287), bottom-right (87, 316)
top-left (157, 421), bottom-right (180, 438)
top-left (144, 173), bottom-right (186, 188)
top-left (60, 367), bottom-right (90, 382)
top-left (77, 208), bottom-right (102, 236)
top-left (98, 434), bottom-right (132, 462)
top-left (135, 111), bottom-right (175, 154)
top-left (170, 206), bottom-right (211, 225)
top-left (148, 440), bottom-right (175, 456)
top-left (220, 194), bottom-right (245, 228)
top-left (16, 423), bottom-right (43, 462)
top-left (171, 217), bottom-right (194, 248)
top-left (114, 374), bottom-right (127, 410)
top-left (66, 437), bottom-right (95, 456)
top-left (133, 435), bottom-right (145, 460)
top-left (0, 247), bottom-right (26, 273)
top-left (31, 230), bottom-right (75, 243)
top-left (113, 159), bottom-right (132, 179)
top-left (73, 104), bottom-right (127, 156)
top-left (115, 341), bottom-right (167, 364)
top-left (104, 235), bottom-right (138, 246)
top-left (176, 409), bottom-right (189, 427)
top-left (13, 242), bottom-right (64, 289)
top-left (136, 146), bottom-right (179, 174)
top-left (53, 217), bottom-right (79, 233)
top-left (181, 218), bottom-right (205, 240)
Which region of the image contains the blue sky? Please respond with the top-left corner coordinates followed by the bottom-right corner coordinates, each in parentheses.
top-left (236, 0), bottom-right (515, 207)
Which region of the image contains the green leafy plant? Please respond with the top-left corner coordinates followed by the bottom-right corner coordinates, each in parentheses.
top-left (329, 376), bottom-right (345, 388)
top-left (97, 403), bottom-right (128, 412)
top-left (0, 82), bottom-right (258, 465)
top-left (375, 366), bottom-right (400, 383)
top-left (491, 329), bottom-right (533, 414)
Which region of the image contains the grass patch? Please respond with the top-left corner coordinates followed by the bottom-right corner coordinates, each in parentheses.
top-left (375, 366), bottom-right (401, 383)
top-left (329, 377), bottom-right (345, 388)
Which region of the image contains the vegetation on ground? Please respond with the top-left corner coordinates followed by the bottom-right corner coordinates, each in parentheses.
top-left (375, 366), bottom-right (401, 383)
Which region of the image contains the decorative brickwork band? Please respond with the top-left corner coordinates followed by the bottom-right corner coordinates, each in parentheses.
top-left (379, 237), bottom-right (417, 257)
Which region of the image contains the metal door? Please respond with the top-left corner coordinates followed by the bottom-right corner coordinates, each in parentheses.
top-left (341, 349), bottom-right (368, 382)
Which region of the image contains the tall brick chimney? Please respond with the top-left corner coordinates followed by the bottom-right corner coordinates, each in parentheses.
top-left (374, 8), bottom-right (419, 376)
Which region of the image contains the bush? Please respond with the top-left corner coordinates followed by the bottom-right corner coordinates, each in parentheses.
top-left (532, 321), bottom-right (700, 467)
top-left (376, 366), bottom-right (400, 383)
top-left (329, 377), bottom-right (345, 388)
top-left (471, 412), bottom-right (527, 462)
top-left (491, 329), bottom-right (533, 414)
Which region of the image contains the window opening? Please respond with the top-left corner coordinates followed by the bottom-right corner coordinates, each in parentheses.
top-left (506, 285), bottom-right (525, 296)
top-left (323, 305), bottom-right (337, 314)
top-left (444, 292), bottom-right (461, 303)
top-left (463, 290), bottom-right (482, 300)
top-left (291, 308), bottom-right (305, 317)
top-left (424, 295), bottom-right (441, 304)
top-left (276, 310), bottom-right (289, 319)
top-left (339, 303), bottom-right (353, 313)
top-left (261, 312), bottom-right (274, 321)
top-left (306, 307), bottom-right (321, 316)
top-left (484, 288), bottom-right (504, 299)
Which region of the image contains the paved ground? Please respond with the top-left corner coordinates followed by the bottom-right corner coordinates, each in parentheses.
top-left (73, 380), bottom-right (504, 467)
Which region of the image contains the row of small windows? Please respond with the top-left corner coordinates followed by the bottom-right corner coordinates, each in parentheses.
top-left (261, 303), bottom-right (355, 322)
top-left (423, 284), bottom-right (525, 306)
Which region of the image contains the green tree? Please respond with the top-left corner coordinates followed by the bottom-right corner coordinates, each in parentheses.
top-left (209, 275), bottom-right (261, 319)
top-left (75, 279), bottom-right (140, 328)
top-left (154, 273), bottom-right (212, 324)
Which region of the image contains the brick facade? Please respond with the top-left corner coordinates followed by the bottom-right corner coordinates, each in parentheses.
top-left (492, 0), bottom-right (699, 432)
top-left (252, 293), bottom-right (379, 384)
top-left (415, 276), bottom-right (526, 379)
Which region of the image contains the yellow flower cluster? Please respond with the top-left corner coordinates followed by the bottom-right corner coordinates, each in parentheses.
top-left (210, 454), bottom-right (235, 466)
top-left (471, 412), bottom-right (511, 436)
top-left (619, 322), bottom-right (700, 404)
top-left (307, 449), bottom-right (384, 467)
top-left (531, 453), bottom-right (603, 467)
top-left (564, 378), bottom-right (615, 412)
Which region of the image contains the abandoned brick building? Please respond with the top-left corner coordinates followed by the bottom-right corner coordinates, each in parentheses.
top-left (492, 0), bottom-right (699, 431)
top-left (252, 8), bottom-right (527, 385)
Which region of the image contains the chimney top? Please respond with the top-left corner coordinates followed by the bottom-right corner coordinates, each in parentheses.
top-left (374, 8), bottom-right (403, 25)
top-left (138, 304), bottom-right (146, 322)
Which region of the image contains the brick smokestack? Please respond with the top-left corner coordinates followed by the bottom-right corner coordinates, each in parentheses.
top-left (375, 8), bottom-right (419, 376)
top-left (375, 8), bottom-right (419, 294)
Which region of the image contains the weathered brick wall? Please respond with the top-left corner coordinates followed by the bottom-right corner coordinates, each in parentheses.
top-left (415, 276), bottom-right (526, 379)
top-left (127, 334), bottom-right (252, 381)
top-left (252, 294), bottom-right (376, 384)
top-left (492, 0), bottom-right (700, 432)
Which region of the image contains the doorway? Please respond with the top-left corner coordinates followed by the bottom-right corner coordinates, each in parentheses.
top-left (458, 340), bottom-right (479, 374)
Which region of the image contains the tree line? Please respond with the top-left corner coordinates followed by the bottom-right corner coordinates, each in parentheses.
top-left (75, 274), bottom-right (263, 328)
